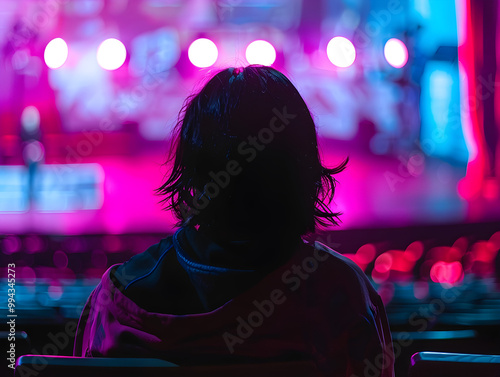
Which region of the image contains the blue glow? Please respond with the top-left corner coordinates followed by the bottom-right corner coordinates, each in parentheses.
top-left (0, 164), bottom-right (104, 213)
top-left (0, 166), bottom-right (29, 212)
top-left (420, 61), bottom-right (468, 162)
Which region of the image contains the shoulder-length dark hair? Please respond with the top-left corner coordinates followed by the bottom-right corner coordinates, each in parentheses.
top-left (157, 65), bottom-right (347, 236)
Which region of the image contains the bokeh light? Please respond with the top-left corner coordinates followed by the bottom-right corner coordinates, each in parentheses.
top-left (430, 261), bottom-right (463, 285)
top-left (22, 140), bottom-right (45, 163)
top-left (413, 281), bottom-right (429, 300)
top-left (44, 38), bottom-right (68, 69)
top-left (326, 36), bottom-right (356, 68)
top-left (356, 243), bottom-right (377, 264)
top-left (405, 241), bottom-right (424, 261)
top-left (245, 40), bottom-right (276, 66)
top-left (2, 236), bottom-right (21, 255)
top-left (384, 38), bottom-right (408, 68)
top-left (18, 267), bottom-right (36, 284)
top-left (188, 38), bottom-right (218, 68)
top-left (374, 252), bottom-right (393, 273)
top-left (48, 284), bottom-right (64, 300)
top-left (24, 235), bottom-right (44, 253)
top-left (97, 38), bottom-right (127, 70)
top-left (21, 106), bottom-right (40, 134)
top-left (53, 250), bottom-right (69, 269)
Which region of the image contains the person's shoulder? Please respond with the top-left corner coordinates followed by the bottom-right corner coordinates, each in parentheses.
top-left (303, 240), bottom-right (377, 301)
top-left (111, 236), bottom-right (174, 290)
top-left (309, 240), bottom-right (366, 275)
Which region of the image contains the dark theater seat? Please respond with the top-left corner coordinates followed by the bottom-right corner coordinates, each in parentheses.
top-left (409, 351), bottom-right (500, 377)
top-left (14, 355), bottom-right (320, 377)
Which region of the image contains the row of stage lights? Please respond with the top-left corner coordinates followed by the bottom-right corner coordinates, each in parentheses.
top-left (44, 36), bottom-right (409, 71)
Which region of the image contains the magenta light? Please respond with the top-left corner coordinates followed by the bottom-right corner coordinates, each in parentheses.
top-left (188, 38), bottom-right (218, 68)
top-left (97, 38), bottom-right (127, 71)
top-left (384, 38), bottom-right (408, 68)
top-left (44, 38), bottom-right (68, 69)
top-left (430, 261), bottom-right (463, 285)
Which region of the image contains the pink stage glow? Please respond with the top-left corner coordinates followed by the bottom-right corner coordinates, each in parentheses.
top-left (355, 243), bottom-right (376, 264)
top-left (405, 241), bottom-right (424, 261)
top-left (97, 38), bottom-right (127, 71)
top-left (456, 0), bottom-right (486, 200)
top-left (384, 38), bottom-right (408, 68)
top-left (44, 38), bottom-right (68, 69)
top-left (188, 38), bottom-right (218, 68)
top-left (245, 40), bottom-right (276, 66)
top-left (374, 252), bottom-right (393, 273)
top-left (0, 158), bottom-right (176, 234)
top-left (326, 36), bottom-right (356, 68)
top-left (345, 243), bottom-right (377, 271)
top-left (430, 261), bottom-right (463, 285)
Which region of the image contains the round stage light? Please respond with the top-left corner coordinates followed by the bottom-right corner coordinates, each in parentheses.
top-left (44, 38), bottom-right (68, 69)
top-left (23, 140), bottom-right (45, 163)
top-left (327, 37), bottom-right (356, 68)
top-left (97, 38), bottom-right (127, 70)
top-left (245, 40), bottom-right (276, 66)
top-left (384, 38), bottom-right (408, 68)
top-left (21, 106), bottom-right (40, 134)
top-left (188, 38), bottom-right (218, 68)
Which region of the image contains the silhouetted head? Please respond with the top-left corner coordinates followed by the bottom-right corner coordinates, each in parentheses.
top-left (158, 65), bottom-right (347, 238)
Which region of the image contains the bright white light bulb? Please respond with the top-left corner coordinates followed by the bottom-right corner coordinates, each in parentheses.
top-left (384, 38), bottom-right (408, 68)
top-left (327, 36), bottom-right (356, 68)
top-left (245, 40), bottom-right (276, 66)
top-left (97, 38), bottom-right (127, 71)
top-left (44, 38), bottom-right (68, 69)
top-left (188, 38), bottom-right (218, 68)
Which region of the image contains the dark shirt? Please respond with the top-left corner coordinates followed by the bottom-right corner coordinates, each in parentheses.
top-left (74, 226), bottom-right (394, 376)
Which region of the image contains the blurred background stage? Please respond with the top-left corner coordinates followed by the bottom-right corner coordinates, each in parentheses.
top-left (0, 0), bottom-right (500, 376)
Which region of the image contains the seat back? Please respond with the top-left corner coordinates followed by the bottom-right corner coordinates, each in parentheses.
top-left (15, 355), bottom-right (321, 377)
top-left (409, 352), bottom-right (500, 377)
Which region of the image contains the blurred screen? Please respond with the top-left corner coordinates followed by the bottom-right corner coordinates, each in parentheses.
top-left (0, 0), bottom-right (496, 235)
